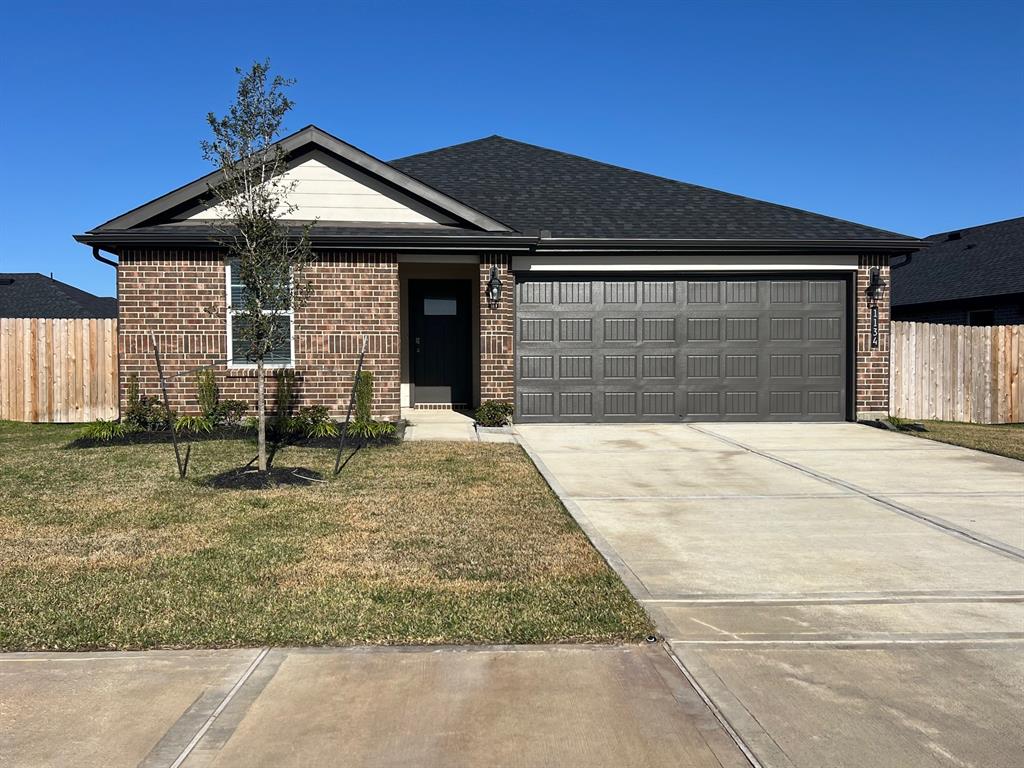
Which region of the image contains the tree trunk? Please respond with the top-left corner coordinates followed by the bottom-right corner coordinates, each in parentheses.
top-left (257, 358), bottom-right (267, 472)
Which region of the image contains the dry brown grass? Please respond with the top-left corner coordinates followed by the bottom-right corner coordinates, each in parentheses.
top-left (0, 422), bottom-right (652, 649)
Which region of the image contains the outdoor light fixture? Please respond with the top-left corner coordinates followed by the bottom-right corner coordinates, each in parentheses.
top-left (867, 267), bottom-right (885, 300)
top-left (486, 266), bottom-right (503, 306)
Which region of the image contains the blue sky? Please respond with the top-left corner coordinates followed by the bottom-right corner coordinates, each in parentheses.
top-left (1, 0), bottom-right (1021, 297)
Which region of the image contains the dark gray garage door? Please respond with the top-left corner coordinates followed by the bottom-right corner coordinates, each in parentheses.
top-left (515, 276), bottom-right (848, 422)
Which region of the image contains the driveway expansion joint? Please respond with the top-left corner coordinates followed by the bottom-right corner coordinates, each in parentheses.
top-left (687, 424), bottom-right (1024, 562)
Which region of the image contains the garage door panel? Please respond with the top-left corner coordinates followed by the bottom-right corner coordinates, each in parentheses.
top-left (515, 276), bottom-right (847, 423)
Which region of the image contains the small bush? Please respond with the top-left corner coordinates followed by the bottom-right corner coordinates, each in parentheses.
top-left (174, 414), bottom-right (215, 434)
top-left (345, 420), bottom-right (396, 440)
top-left (124, 394), bottom-right (172, 431)
top-left (475, 400), bottom-right (513, 427)
top-left (355, 370), bottom-right (374, 423)
top-left (275, 369), bottom-right (297, 419)
top-left (214, 399), bottom-right (247, 427)
top-left (197, 370), bottom-right (219, 418)
top-left (295, 406), bottom-right (339, 438)
top-left (79, 420), bottom-right (136, 441)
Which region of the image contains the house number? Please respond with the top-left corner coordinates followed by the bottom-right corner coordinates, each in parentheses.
top-left (870, 305), bottom-right (879, 349)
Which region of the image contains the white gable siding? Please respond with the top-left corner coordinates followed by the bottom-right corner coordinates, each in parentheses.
top-left (185, 156), bottom-right (441, 224)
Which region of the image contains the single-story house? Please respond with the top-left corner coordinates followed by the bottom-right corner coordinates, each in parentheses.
top-left (891, 216), bottom-right (1023, 326)
top-left (75, 125), bottom-right (925, 423)
top-left (0, 273), bottom-right (117, 319)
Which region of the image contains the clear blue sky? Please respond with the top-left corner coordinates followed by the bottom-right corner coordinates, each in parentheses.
top-left (2, 0), bottom-right (1021, 297)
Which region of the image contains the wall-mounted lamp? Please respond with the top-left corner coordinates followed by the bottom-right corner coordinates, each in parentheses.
top-left (866, 267), bottom-right (886, 302)
top-left (486, 266), bottom-right (503, 306)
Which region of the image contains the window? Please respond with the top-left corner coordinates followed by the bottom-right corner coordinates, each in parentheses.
top-left (968, 310), bottom-right (995, 326)
top-left (424, 297), bottom-right (458, 316)
top-left (226, 259), bottom-right (293, 366)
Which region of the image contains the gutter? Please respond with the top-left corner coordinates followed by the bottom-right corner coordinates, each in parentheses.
top-left (534, 237), bottom-right (931, 255)
top-left (75, 232), bottom-right (929, 256)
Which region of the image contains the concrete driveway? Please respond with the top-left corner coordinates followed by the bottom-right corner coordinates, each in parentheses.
top-left (517, 422), bottom-right (1024, 768)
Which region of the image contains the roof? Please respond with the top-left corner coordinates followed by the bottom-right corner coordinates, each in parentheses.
top-left (0, 273), bottom-right (117, 318)
top-left (77, 125), bottom-right (923, 252)
top-left (891, 216), bottom-right (1024, 307)
top-left (392, 135), bottom-right (914, 241)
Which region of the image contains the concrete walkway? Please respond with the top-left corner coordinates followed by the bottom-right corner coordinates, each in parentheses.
top-left (1, 645), bottom-right (747, 768)
top-left (517, 422), bottom-right (1024, 768)
top-left (402, 408), bottom-right (515, 442)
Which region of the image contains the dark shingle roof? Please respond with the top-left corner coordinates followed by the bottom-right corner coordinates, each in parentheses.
top-left (391, 136), bottom-right (912, 241)
top-left (891, 217), bottom-right (1024, 306)
top-left (0, 273), bottom-right (117, 318)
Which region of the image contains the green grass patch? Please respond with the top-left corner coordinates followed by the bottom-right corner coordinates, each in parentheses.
top-left (901, 420), bottom-right (1024, 461)
top-left (0, 422), bottom-right (651, 650)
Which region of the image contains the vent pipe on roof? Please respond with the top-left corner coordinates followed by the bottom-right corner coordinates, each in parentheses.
top-left (946, 231), bottom-right (962, 241)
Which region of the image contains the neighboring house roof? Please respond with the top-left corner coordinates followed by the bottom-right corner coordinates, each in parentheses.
top-left (392, 135), bottom-right (910, 241)
top-left (0, 273), bottom-right (117, 318)
top-left (891, 216), bottom-right (1024, 307)
top-left (76, 124), bottom-right (923, 253)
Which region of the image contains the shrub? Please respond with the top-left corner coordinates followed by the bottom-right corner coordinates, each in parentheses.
top-left (345, 420), bottom-right (396, 440)
top-left (355, 370), bottom-right (374, 424)
top-left (197, 370), bottom-right (219, 418)
top-left (79, 419), bottom-right (136, 441)
top-left (214, 399), bottom-right (247, 427)
top-left (295, 406), bottom-right (339, 438)
top-left (475, 400), bottom-right (513, 427)
top-left (275, 369), bottom-right (296, 419)
top-left (125, 394), bottom-right (172, 431)
top-left (126, 373), bottom-right (140, 409)
top-left (174, 414), bottom-right (215, 434)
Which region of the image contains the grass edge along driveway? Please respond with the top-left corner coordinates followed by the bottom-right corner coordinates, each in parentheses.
top-left (0, 422), bottom-right (652, 650)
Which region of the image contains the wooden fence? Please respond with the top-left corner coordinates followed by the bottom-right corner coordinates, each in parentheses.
top-left (0, 318), bottom-right (119, 423)
top-left (890, 321), bottom-right (1023, 424)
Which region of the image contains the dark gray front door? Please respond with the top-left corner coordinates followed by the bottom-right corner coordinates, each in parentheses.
top-left (515, 276), bottom-right (849, 422)
top-left (410, 279), bottom-right (472, 405)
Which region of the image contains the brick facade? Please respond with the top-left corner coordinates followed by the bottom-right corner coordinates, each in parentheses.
top-left (117, 248), bottom-right (400, 420)
top-left (118, 249), bottom-right (890, 423)
top-left (478, 254), bottom-right (515, 402)
top-left (855, 254), bottom-right (891, 419)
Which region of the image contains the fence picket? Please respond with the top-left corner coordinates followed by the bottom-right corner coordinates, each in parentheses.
top-left (890, 321), bottom-right (1023, 424)
top-left (0, 318), bottom-right (119, 422)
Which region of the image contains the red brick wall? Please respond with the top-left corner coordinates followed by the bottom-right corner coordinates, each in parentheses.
top-left (855, 255), bottom-right (891, 418)
top-left (117, 248), bottom-right (400, 420)
top-left (479, 254), bottom-right (515, 403)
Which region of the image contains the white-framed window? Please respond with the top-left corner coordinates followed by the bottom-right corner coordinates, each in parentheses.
top-left (225, 259), bottom-right (294, 367)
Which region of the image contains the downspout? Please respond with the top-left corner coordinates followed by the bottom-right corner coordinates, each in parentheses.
top-left (92, 246), bottom-right (118, 268)
top-left (92, 245), bottom-right (122, 421)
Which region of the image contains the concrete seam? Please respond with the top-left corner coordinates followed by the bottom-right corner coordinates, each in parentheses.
top-left (167, 647), bottom-right (269, 768)
top-left (662, 645), bottom-right (764, 768)
top-left (688, 424), bottom-right (1024, 562)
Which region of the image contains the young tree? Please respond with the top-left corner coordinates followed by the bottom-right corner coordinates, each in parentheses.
top-left (202, 60), bottom-right (314, 472)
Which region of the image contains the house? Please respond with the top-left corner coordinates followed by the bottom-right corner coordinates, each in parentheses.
top-left (74, 125), bottom-right (925, 423)
top-left (0, 273), bottom-right (117, 319)
top-left (891, 216), bottom-right (1024, 326)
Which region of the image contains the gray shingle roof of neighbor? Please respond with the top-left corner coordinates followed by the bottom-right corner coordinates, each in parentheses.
top-left (0, 273), bottom-right (117, 318)
top-left (891, 216), bottom-right (1024, 306)
top-left (391, 135), bottom-right (915, 241)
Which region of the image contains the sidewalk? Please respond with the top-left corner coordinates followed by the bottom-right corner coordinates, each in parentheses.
top-left (1, 645), bottom-right (747, 768)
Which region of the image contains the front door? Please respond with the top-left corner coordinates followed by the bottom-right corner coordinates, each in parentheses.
top-left (410, 279), bottom-right (472, 406)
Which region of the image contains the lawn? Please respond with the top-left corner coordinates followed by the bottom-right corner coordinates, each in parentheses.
top-left (0, 422), bottom-right (651, 650)
top-left (901, 420), bottom-right (1024, 461)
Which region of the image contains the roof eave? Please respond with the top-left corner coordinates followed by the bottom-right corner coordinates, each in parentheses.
top-left (535, 237), bottom-right (930, 254)
top-left (74, 231), bottom-right (537, 251)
